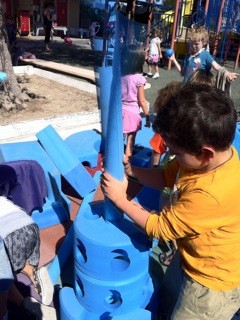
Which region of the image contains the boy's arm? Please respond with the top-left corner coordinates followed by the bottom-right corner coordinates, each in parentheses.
top-left (211, 61), bottom-right (239, 81)
top-left (101, 172), bottom-right (151, 230)
top-left (169, 53), bottom-right (183, 75)
top-left (124, 156), bottom-right (167, 190)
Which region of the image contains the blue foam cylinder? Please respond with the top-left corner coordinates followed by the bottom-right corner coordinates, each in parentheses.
top-left (59, 287), bottom-right (152, 320)
top-left (74, 267), bottom-right (153, 315)
top-left (102, 13), bottom-right (124, 221)
top-left (97, 66), bottom-right (113, 153)
top-left (74, 198), bottom-right (151, 281)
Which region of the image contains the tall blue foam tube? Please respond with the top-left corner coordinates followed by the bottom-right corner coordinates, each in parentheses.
top-left (59, 10), bottom-right (154, 320)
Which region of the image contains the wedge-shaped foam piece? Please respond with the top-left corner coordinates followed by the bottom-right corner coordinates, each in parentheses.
top-left (36, 125), bottom-right (96, 197)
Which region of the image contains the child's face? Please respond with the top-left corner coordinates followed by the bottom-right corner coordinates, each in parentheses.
top-left (189, 39), bottom-right (204, 54)
top-left (165, 140), bottom-right (208, 171)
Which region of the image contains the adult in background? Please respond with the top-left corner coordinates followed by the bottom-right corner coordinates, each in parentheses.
top-left (43, 1), bottom-right (53, 52)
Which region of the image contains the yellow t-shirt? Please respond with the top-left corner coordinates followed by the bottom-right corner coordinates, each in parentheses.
top-left (146, 147), bottom-right (240, 291)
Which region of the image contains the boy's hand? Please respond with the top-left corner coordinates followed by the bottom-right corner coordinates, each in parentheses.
top-left (123, 155), bottom-right (134, 178)
top-left (100, 171), bottom-right (128, 203)
top-left (225, 71), bottom-right (239, 81)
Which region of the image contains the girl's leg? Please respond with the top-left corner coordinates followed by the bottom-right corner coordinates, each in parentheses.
top-left (152, 63), bottom-right (159, 79)
top-left (125, 132), bottom-right (136, 158)
top-left (147, 64), bottom-right (152, 75)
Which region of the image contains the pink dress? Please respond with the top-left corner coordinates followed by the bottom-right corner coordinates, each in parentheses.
top-left (121, 73), bottom-right (146, 134)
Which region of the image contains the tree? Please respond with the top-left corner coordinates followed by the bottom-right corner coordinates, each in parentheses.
top-left (0, 0), bottom-right (28, 111)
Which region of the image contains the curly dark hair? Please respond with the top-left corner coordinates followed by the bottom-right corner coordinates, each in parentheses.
top-left (153, 84), bottom-right (237, 154)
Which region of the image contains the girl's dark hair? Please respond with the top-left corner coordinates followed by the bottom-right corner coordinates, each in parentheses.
top-left (121, 45), bottom-right (145, 76)
top-left (153, 84), bottom-right (237, 154)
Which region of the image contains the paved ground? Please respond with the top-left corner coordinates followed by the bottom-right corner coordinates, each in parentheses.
top-left (17, 35), bottom-right (240, 111)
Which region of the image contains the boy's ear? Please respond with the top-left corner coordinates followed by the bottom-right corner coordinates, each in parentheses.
top-left (201, 145), bottom-right (215, 160)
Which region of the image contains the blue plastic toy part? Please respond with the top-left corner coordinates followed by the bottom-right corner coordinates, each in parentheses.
top-left (0, 140), bottom-right (71, 229)
top-left (36, 125), bottom-right (96, 198)
top-left (74, 267), bottom-right (153, 315)
top-left (165, 48), bottom-right (174, 58)
top-left (48, 225), bottom-right (74, 285)
top-left (131, 147), bottom-right (152, 167)
top-left (0, 72), bottom-right (7, 83)
top-left (135, 115), bottom-right (155, 149)
top-left (74, 198), bottom-right (152, 281)
top-left (64, 130), bottom-right (101, 168)
top-left (59, 287), bottom-right (152, 320)
top-left (134, 185), bottom-right (161, 212)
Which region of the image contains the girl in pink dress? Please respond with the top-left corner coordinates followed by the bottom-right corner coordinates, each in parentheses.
top-left (121, 45), bottom-right (150, 158)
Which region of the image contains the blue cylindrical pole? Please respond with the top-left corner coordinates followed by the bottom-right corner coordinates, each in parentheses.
top-left (103, 10), bottom-right (124, 221)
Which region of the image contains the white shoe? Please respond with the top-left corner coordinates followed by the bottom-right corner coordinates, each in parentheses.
top-left (33, 266), bottom-right (54, 305)
top-left (22, 296), bottom-right (57, 320)
top-left (145, 73), bottom-right (153, 78)
top-left (152, 73), bottom-right (159, 79)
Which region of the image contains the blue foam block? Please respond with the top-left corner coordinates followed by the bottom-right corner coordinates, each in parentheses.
top-left (65, 130), bottom-right (101, 168)
top-left (36, 125), bottom-right (96, 197)
top-left (135, 117), bottom-right (155, 149)
top-left (48, 225), bottom-right (74, 284)
top-left (0, 140), bottom-right (71, 229)
top-left (0, 140), bottom-right (61, 199)
top-left (134, 186), bottom-right (161, 212)
top-left (131, 147), bottom-right (152, 167)
top-left (31, 198), bottom-right (70, 230)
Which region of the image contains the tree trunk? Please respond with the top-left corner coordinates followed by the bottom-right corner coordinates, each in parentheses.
top-left (0, 0), bottom-right (28, 111)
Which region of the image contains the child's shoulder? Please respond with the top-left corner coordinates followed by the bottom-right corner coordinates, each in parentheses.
top-left (154, 37), bottom-right (161, 43)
